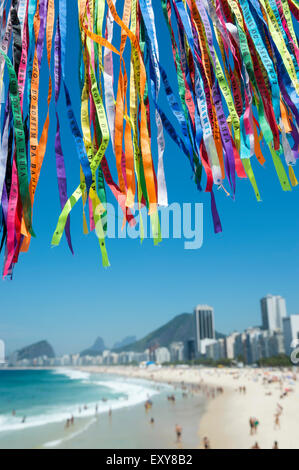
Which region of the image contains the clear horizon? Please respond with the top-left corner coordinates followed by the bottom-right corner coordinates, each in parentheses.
top-left (2, 294), bottom-right (298, 356)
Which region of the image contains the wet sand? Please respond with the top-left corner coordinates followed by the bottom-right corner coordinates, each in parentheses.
top-left (52, 391), bottom-right (205, 449)
top-left (2, 366), bottom-right (297, 449)
top-left (0, 375), bottom-right (206, 449)
top-left (79, 366), bottom-right (299, 450)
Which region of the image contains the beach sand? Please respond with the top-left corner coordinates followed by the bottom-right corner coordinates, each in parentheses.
top-left (0, 373), bottom-right (206, 449)
top-left (53, 391), bottom-right (205, 449)
top-left (1, 366), bottom-right (297, 449)
top-left (79, 366), bottom-right (299, 450)
top-left (198, 368), bottom-right (299, 450)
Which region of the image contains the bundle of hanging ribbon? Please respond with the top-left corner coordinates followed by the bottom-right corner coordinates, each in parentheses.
top-left (0, 0), bottom-right (298, 278)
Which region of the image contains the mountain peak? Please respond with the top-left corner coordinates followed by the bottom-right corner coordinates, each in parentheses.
top-left (92, 337), bottom-right (106, 351)
top-left (115, 313), bottom-right (194, 353)
top-left (113, 336), bottom-right (137, 350)
top-left (114, 313), bottom-right (226, 353)
top-left (16, 341), bottom-right (55, 361)
top-left (81, 336), bottom-right (106, 357)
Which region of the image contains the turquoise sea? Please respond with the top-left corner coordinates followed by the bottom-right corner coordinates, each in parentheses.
top-left (0, 369), bottom-right (205, 449)
top-left (0, 369), bottom-right (160, 443)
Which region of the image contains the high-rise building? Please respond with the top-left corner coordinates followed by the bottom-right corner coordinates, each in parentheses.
top-left (268, 331), bottom-right (285, 357)
top-left (244, 328), bottom-right (264, 364)
top-left (242, 328), bottom-right (286, 364)
top-left (260, 295), bottom-right (287, 332)
top-left (206, 339), bottom-right (226, 361)
top-left (283, 315), bottom-right (299, 356)
top-left (225, 333), bottom-right (239, 360)
top-left (185, 339), bottom-right (196, 361)
top-left (234, 333), bottom-right (246, 362)
top-left (0, 340), bottom-right (5, 364)
top-left (194, 305), bottom-right (215, 355)
top-left (169, 342), bottom-right (184, 362)
top-left (155, 347), bottom-right (171, 364)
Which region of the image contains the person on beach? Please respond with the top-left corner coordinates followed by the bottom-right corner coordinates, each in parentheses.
top-left (277, 404), bottom-right (283, 415)
top-left (274, 414), bottom-right (280, 430)
top-left (203, 437), bottom-right (211, 449)
top-left (70, 416), bottom-right (74, 426)
top-left (65, 419), bottom-right (70, 429)
top-left (254, 418), bottom-right (260, 434)
top-left (22, 416), bottom-right (26, 424)
top-left (109, 408), bottom-right (112, 418)
top-left (252, 442), bottom-right (260, 449)
top-left (249, 418), bottom-right (255, 435)
top-left (175, 424), bottom-right (182, 443)
top-left (273, 441), bottom-right (279, 449)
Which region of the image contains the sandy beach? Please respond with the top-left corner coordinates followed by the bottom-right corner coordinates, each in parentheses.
top-left (79, 366), bottom-right (299, 450)
top-left (52, 389), bottom-right (205, 450)
top-left (0, 369), bottom-right (206, 449)
top-left (1, 366), bottom-right (297, 449)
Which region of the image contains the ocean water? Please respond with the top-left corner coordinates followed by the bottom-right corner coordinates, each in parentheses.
top-left (0, 369), bottom-right (160, 445)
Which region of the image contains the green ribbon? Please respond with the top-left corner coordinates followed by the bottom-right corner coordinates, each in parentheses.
top-left (0, 49), bottom-right (34, 236)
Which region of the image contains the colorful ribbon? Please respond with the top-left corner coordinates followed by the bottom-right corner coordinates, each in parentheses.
top-left (0, 0), bottom-right (298, 277)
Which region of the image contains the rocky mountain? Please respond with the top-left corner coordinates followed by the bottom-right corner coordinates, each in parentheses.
top-left (81, 315), bottom-right (225, 356)
top-left (113, 336), bottom-right (137, 350)
top-left (114, 313), bottom-right (225, 353)
top-left (81, 336), bottom-right (106, 357)
top-left (17, 341), bottom-right (55, 361)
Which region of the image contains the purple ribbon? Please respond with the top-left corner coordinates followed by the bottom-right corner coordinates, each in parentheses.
top-left (36, 0), bottom-right (47, 68)
top-left (54, 18), bottom-right (73, 254)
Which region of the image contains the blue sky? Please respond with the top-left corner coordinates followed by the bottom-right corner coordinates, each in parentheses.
top-left (0, 1), bottom-right (298, 355)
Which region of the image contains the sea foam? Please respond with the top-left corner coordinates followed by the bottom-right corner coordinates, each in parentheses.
top-left (0, 370), bottom-right (159, 435)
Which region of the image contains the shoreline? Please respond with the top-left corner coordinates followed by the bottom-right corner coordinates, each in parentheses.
top-left (75, 366), bottom-right (231, 450)
top-left (42, 371), bottom-right (206, 450)
top-left (77, 366), bottom-right (299, 449)
top-left (0, 368), bottom-right (207, 449)
top-left (1, 366), bottom-right (298, 449)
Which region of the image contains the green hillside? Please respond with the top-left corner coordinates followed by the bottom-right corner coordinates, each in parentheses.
top-left (114, 313), bottom-right (225, 353)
